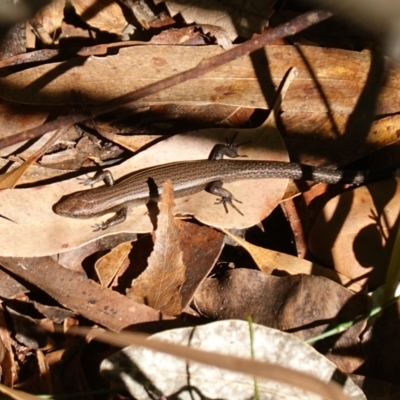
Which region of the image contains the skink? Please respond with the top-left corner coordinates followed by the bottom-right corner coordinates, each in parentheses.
top-left (54, 140), bottom-right (400, 230)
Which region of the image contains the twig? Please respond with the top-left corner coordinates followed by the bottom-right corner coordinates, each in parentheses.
top-left (0, 9), bottom-right (333, 150)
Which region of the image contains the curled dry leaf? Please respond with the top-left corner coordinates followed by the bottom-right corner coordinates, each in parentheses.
top-left (126, 186), bottom-right (225, 314)
top-left (220, 228), bottom-right (363, 292)
top-left (127, 180), bottom-right (186, 316)
top-left (70, 0), bottom-right (127, 35)
top-left (198, 24), bottom-right (233, 49)
top-left (30, 0), bottom-right (65, 45)
top-left (150, 25), bottom-right (208, 45)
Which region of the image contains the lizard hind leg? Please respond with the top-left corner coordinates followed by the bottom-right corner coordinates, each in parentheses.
top-left (206, 180), bottom-right (244, 215)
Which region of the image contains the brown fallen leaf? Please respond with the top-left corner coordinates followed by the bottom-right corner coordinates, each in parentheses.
top-left (197, 24), bottom-right (233, 49)
top-left (154, 0), bottom-right (275, 40)
top-left (57, 236), bottom-right (119, 274)
top-left (127, 180), bottom-right (186, 315)
top-left (93, 121), bottom-right (162, 153)
top-left (194, 269), bottom-right (370, 373)
top-left (1, 45), bottom-right (398, 115)
top-left (0, 126), bottom-right (68, 189)
top-left (33, 302), bottom-right (75, 324)
top-left (110, 221), bottom-right (224, 310)
top-left (95, 241), bottom-right (133, 287)
top-left (150, 26), bottom-right (208, 45)
top-left (282, 113), bottom-right (400, 165)
top-left (70, 0), bottom-right (127, 35)
top-left (309, 178), bottom-right (400, 289)
top-left (0, 257), bottom-right (171, 331)
top-left (0, 269), bottom-right (29, 299)
top-left (91, 102), bottom-right (244, 140)
top-left (0, 101), bottom-right (48, 157)
top-left (30, 0), bottom-right (65, 45)
top-left (6, 302), bottom-right (50, 349)
top-left (177, 221), bottom-right (225, 309)
top-left (220, 228), bottom-right (363, 292)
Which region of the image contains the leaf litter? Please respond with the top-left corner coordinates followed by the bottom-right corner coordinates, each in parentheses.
top-left (0, 2), bottom-right (399, 399)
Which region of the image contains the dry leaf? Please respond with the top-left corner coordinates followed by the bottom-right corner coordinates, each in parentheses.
top-left (128, 0), bottom-right (157, 29)
top-left (71, 0), bottom-right (127, 35)
top-left (2, 45), bottom-right (399, 115)
top-left (177, 221), bottom-right (225, 309)
top-left (127, 180), bottom-right (186, 315)
top-left (220, 228), bottom-right (363, 292)
top-left (6, 304), bottom-right (48, 350)
top-left (0, 127), bottom-right (67, 189)
top-left (33, 302), bottom-right (75, 324)
top-left (0, 102), bottom-right (48, 157)
top-left (31, 0), bottom-right (65, 45)
top-left (100, 320), bottom-right (365, 400)
top-left (309, 178), bottom-right (400, 289)
top-left (36, 350), bottom-right (52, 393)
top-left (0, 257), bottom-right (169, 331)
top-left (0, 269), bottom-right (29, 299)
top-left (95, 241), bottom-right (133, 287)
top-left (194, 270), bottom-right (370, 373)
top-left (281, 113), bottom-right (400, 166)
top-left (198, 24), bottom-right (232, 49)
top-left (150, 26), bottom-right (207, 45)
top-left (153, 0), bottom-right (275, 40)
top-left (93, 121), bottom-right (163, 152)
